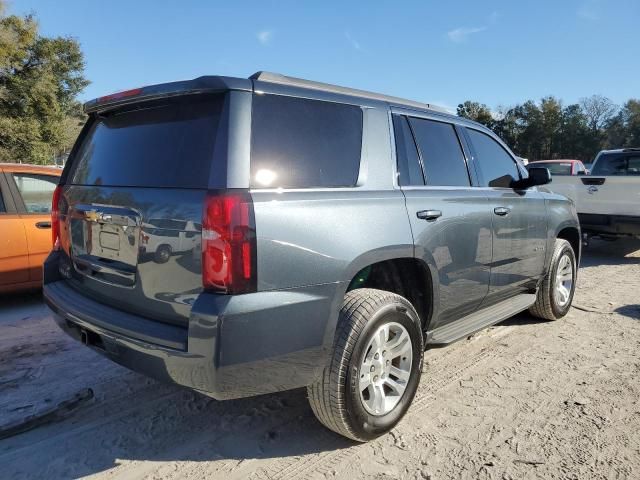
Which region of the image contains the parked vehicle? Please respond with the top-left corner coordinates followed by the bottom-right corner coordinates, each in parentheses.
top-left (0, 164), bottom-right (61, 293)
top-left (43, 72), bottom-right (580, 441)
top-left (545, 148), bottom-right (640, 240)
top-left (527, 159), bottom-right (588, 176)
top-left (141, 219), bottom-right (201, 263)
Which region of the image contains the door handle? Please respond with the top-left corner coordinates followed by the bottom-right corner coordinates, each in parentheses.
top-left (35, 221), bottom-right (52, 229)
top-left (417, 210), bottom-right (442, 221)
top-left (493, 207), bottom-right (511, 216)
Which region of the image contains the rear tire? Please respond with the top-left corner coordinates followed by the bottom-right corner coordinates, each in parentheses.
top-left (529, 239), bottom-right (577, 320)
top-left (154, 245), bottom-right (172, 264)
top-left (307, 288), bottom-right (424, 442)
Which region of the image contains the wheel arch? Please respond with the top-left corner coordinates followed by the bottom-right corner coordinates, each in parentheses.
top-left (342, 255), bottom-right (437, 336)
top-left (556, 225), bottom-right (581, 266)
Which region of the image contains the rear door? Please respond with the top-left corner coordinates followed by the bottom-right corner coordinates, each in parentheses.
top-left (0, 171), bottom-right (29, 287)
top-left (8, 172), bottom-right (59, 282)
top-left (464, 127), bottom-right (547, 302)
top-left (393, 112), bottom-right (493, 328)
top-left (57, 93), bottom-right (229, 326)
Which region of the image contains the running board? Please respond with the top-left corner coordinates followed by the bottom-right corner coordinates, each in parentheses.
top-left (426, 293), bottom-right (536, 346)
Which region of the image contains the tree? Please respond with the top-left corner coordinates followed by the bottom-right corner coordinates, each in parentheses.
top-left (580, 95), bottom-right (617, 133)
top-left (623, 99), bottom-right (640, 147)
top-left (0, 0), bottom-right (88, 164)
top-left (456, 101), bottom-right (494, 127)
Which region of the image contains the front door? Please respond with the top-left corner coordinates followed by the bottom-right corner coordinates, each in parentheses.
top-left (464, 128), bottom-right (547, 303)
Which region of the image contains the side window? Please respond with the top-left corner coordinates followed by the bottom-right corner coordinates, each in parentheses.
top-left (592, 155), bottom-right (624, 175)
top-left (590, 154), bottom-right (640, 175)
top-left (408, 118), bottom-right (470, 187)
top-left (466, 129), bottom-right (520, 188)
top-left (0, 190), bottom-right (5, 213)
top-left (251, 94), bottom-right (363, 188)
top-left (392, 115), bottom-right (424, 186)
top-left (628, 156), bottom-right (640, 174)
top-left (12, 174), bottom-right (58, 214)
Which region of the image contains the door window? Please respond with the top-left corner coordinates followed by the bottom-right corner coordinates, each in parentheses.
top-left (408, 118), bottom-right (470, 187)
top-left (466, 128), bottom-right (520, 188)
top-left (12, 174), bottom-right (58, 213)
top-left (0, 190), bottom-right (5, 213)
top-left (392, 115), bottom-right (424, 186)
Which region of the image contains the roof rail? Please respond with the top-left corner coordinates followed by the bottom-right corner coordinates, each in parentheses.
top-left (622, 147), bottom-right (640, 152)
top-left (249, 71), bottom-right (452, 114)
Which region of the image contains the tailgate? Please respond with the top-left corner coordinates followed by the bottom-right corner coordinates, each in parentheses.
top-left (57, 94), bottom-right (225, 326)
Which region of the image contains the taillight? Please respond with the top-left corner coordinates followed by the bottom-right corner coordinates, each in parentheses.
top-left (51, 185), bottom-right (62, 250)
top-left (202, 191), bottom-right (257, 294)
top-left (97, 87), bottom-right (143, 104)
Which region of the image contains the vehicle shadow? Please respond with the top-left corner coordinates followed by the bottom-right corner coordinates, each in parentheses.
top-left (497, 310), bottom-right (542, 327)
top-left (0, 290), bottom-right (48, 324)
top-left (1, 385), bottom-right (354, 478)
top-left (615, 304), bottom-right (640, 320)
top-left (580, 238), bottom-right (640, 267)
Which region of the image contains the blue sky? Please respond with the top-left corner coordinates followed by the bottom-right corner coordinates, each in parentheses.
top-left (9, 0), bottom-right (640, 112)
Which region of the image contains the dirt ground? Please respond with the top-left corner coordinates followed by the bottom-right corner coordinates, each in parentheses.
top-left (1, 238), bottom-right (639, 480)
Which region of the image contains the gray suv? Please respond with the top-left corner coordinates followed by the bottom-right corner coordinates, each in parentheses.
top-left (43, 72), bottom-right (580, 441)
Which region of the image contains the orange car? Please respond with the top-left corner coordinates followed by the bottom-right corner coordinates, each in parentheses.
top-left (0, 163), bottom-right (61, 293)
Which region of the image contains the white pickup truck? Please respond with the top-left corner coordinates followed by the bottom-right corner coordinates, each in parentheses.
top-left (545, 148), bottom-right (640, 240)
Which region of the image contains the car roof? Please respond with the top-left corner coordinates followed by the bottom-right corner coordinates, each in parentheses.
top-left (84, 71), bottom-right (488, 128)
top-left (598, 148), bottom-right (640, 155)
top-left (0, 163), bottom-right (62, 175)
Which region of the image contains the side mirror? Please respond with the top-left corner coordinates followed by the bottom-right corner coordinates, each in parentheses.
top-left (577, 170), bottom-right (586, 176)
top-left (524, 167), bottom-right (552, 187)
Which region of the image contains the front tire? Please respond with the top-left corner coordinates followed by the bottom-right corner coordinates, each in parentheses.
top-left (529, 239), bottom-right (577, 320)
top-left (307, 288), bottom-right (424, 441)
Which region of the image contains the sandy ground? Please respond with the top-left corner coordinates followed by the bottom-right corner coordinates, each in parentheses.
top-left (1, 238), bottom-right (639, 480)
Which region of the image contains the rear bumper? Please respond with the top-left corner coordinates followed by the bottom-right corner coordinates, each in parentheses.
top-left (44, 261), bottom-right (340, 400)
top-left (579, 213), bottom-right (640, 237)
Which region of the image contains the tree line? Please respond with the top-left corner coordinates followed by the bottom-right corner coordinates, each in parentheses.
top-left (0, 0), bottom-right (87, 164)
top-left (457, 95), bottom-right (640, 163)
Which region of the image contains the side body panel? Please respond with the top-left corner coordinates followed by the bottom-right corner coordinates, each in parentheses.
top-left (248, 98), bottom-right (415, 354)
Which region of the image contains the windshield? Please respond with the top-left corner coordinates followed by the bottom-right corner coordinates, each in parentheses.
top-left (69, 95), bottom-right (225, 188)
top-left (529, 162), bottom-right (572, 175)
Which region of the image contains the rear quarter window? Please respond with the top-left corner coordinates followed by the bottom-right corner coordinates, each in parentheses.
top-left (250, 94), bottom-right (363, 188)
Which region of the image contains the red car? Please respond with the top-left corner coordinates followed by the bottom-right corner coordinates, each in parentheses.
top-left (526, 159), bottom-right (588, 176)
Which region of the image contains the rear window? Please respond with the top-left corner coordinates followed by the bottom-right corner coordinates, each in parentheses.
top-left (251, 94), bottom-right (363, 188)
top-left (592, 154), bottom-right (640, 176)
top-left (69, 95), bottom-right (225, 188)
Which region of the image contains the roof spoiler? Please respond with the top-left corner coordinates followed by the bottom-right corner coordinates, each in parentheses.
top-left (83, 76), bottom-right (251, 113)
